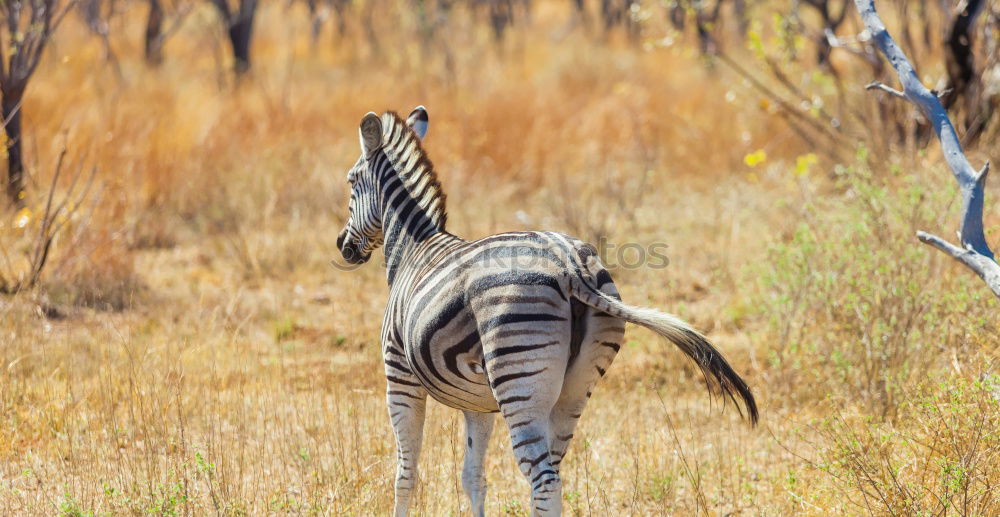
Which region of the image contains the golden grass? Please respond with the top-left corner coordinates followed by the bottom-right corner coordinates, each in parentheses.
top-left (1, 1), bottom-right (998, 515)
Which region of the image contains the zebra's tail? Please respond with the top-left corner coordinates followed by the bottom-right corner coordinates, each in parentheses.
top-left (570, 278), bottom-right (759, 426)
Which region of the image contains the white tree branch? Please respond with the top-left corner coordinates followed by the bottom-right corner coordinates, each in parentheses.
top-left (854, 0), bottom-right (1000, 299)
top-left (864, 80), bottom-right (904, 98)
top-left (917, 231), bottom-right (1000, 298)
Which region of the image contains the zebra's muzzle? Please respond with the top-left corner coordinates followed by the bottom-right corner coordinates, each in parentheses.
top-left (337, 229), bottom-right (370, 265)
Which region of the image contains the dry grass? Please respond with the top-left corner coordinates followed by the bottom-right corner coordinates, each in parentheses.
top-left (1, 1), bottom-right (998, 515)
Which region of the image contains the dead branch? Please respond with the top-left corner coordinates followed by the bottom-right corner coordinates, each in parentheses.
top-left (0, 144), bottom-right (96, 295)
top-left (855, 0), bottom-right (1000, 299)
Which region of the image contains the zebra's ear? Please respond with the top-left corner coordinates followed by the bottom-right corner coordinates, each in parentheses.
top-left (406, 105), bottom-right (429, 139)
top-left (359, 112), bottom-right (383, 157)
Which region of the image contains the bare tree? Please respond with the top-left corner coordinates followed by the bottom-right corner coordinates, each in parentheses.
top-left (694, 0), bottom-right (723, 54)
top-left (940, 0), bottom-right (991, 143)
top-left (488, 0), bottom-right (515, 41)
top-left (0, 146), bottom-right (96, 295)
top-left (732, 0), bottom-right (748, 35)
top-left (800, 0), bottom-right (851, 70)
top-left (303, 0), bottom-right (350, 44)
top-left (857, 0), bottom-right (1000, 298)
top-left (570, 0), bottom-right (590, 30)
top-left (0, 0), bottom-right (72, 206)
top-left (145, 0), bottom-right (165, 64)
top-left (468, 0), bottom-right (518, 42)
top-left (942, 0), bottom-right (984, 107)
top-left (210, 0), bottom-right (258, 77)
top-left (669, 0), bottom-right (747, 55)
top-left (143, 0), bottom-right (193, 66)
top-left (77, 0), bottom-right (123, 78)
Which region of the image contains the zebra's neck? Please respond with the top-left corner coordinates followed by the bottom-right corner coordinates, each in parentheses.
top-left (379, 166), bottom-right (447, 282)
top-left (375, 114), bottom-right (455, 284)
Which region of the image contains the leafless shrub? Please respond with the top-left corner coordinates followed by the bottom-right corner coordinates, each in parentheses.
top-left (797, 377), bottom-right (1000, 515)
top-left (0, 146), bottom-right (96, 295)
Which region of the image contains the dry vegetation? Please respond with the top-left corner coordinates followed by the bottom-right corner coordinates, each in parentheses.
top-left (1, 1), bottom-right (998, 515)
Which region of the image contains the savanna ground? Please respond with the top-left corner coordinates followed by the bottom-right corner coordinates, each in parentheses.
top-left (1, 1), bottom-right (999, 515)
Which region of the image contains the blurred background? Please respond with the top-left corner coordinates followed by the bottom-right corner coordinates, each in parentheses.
top-left (1, 0), bottom-right (998, 514)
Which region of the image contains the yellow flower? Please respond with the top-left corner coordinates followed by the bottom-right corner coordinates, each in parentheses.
top-left (794, 153), bottom-right (818, 176)
top-left (744, 149), bottom-right (767, 168)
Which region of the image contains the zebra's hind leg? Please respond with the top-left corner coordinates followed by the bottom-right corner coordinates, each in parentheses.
top-left (550, 310), bottom-right (626, 472)
top-left (462, 411), bottom-right (495, 517)
top-left (386, 379), bottom-right (428, 517)
top-left (500, 398), bottom-right (564, 517)
top-left (484, 333), bottom-right (569, 516)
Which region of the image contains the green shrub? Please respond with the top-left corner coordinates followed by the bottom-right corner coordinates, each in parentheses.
top-left (751, 162), bottom-right (997, 418)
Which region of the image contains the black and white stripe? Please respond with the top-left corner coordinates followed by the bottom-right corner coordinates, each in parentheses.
top-left (336, 107), bottom-right (758, 517)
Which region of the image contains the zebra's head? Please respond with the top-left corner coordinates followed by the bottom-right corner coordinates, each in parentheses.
top-left (336, 106), bottom-right (430, 265)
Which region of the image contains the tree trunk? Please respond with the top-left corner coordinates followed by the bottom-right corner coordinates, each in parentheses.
top-left (942, 0), bottom-right (984, 110)
top-left (733, 0), bottom-right (749, 36)
top-left (144, 0), bottom-right (165, 66)
top-left (228, 0), bottom-right (257, 77)
top-left (3, 92), bottom-right (25, 206)
top-left (229, 26), bottom-right (251, 76)
top-left (668, 2), bottom-right (684, 30)
top-left (695, 2), bottom-right (721, 56)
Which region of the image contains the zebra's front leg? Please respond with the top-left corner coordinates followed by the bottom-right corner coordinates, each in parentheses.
top-left (462, 410), bottom-right (495, 517)
top-left (386, 380), bottom-right (428, 517)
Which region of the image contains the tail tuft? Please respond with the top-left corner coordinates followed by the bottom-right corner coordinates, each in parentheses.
top-left (665, 326), bottom-right (759, 426)
top-left (573, 282), bottom-right (758, 426)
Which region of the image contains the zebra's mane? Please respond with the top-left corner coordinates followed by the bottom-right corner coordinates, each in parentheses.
top-left (380, 111), bottom-right (448, 230)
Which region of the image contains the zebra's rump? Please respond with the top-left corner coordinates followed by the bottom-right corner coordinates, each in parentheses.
top-left (390, 231), bottom-right (610, 412)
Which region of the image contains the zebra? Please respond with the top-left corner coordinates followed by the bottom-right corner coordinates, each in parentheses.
top-left (335, 106), bottom-right (758, 517)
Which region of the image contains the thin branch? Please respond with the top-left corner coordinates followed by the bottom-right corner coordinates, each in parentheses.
top-left (27, 147), bottom-right (68, 286)
top-left (162, 3), bottom-right (196, 39)
top-left (49, 165), bottom-right (97, 237)
top-left (717, 50), bottom-right (851, 161)
top-left (0, 97), bottom-right (23, 128)
top-left (853, 0), bottom-right (1000, 299)
top-left (0, 19), bottom-right (6, 80)
top-left (864, 80), bottom-right (905, 98)
top-left (916, 231), bottom-right (1000, 298)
